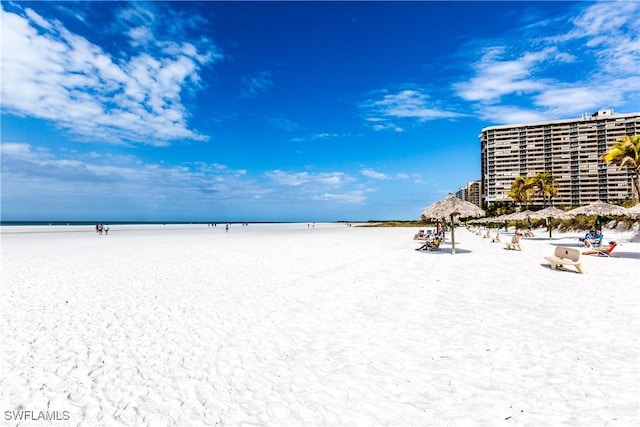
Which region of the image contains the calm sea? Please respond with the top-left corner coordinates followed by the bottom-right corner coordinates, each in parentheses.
top-left (0, 221), bottom-right (284, 226)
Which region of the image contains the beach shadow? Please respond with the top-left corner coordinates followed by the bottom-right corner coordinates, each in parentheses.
top-left (441, 248), bottom-right (474, 255)
top-left (415, 248), bottom-right (474, 255)
top-left (583, 251), bottom-right (640, 260)
top-left (549, 242), bottom-right (589, 249)
top-left (524, 236), bottom-right (566, 241)
top-left (539, 263), bottom-right (582, 273)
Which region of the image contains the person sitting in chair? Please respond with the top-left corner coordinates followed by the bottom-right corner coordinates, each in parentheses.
top-left (431, 237), bottom-right (441, 250)
top-left (579, 230), bottom-right (595, 242)
top-left (583, 241), bottom-right (617, 256)
top-left (416, 236), bottom-right (440, 251)
top-left (415, 239), bottom-right (431, 251)
top-left (584, 229), bottom-right (603, 247)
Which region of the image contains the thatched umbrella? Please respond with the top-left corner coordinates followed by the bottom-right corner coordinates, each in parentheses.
top-left (420, 194), bottom-right (485, 254)
top-left (529, 206), bottom-right (574, 239)
top-left (507, 210), bottom-right (535, 221)
top-left (627, 204), bottom-right (640, 218)
top-left (568, 201), bottom-right (630, 229)
top-left (508, 210), bottom-right (535, 228)
top-left (568, 200), bottom-right (630, 216)
top-left (492, 214), bottom-right (511, 231)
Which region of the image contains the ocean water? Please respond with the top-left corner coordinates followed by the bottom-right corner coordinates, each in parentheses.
top-left (0, 221), bottom-right (284, 227)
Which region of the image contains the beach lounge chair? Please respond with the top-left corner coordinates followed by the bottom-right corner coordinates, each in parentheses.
top-left (505, 235), bottom-right (521, 250)
top-left (491, 233), bottom-right (501, 243)
top-left (544, 246), bottom-right (585, 274)
top-left (583, 241), bottom-right (617, 257)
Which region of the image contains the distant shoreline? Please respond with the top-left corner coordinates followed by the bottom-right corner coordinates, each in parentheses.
top-left (0, 220), bottom-right (290, 227)
top-left (0, 220), bottom-right (389, 227)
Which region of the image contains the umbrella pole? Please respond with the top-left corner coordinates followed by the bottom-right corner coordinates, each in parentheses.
top-left (450, 214), bottom-right (456, 255)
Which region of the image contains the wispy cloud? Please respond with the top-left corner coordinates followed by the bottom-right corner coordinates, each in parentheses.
top-left (361, 168), bottom-right (388, 180)
top-left (1, 141), bottom-right (372, 219)
top-left (263, 170), bottom-right (371, 205)
top-left (1, 3), bottom-right (220, 145)
top-left (360, 168), bottom-right (410, 181)
top-left (0, 142), bottom-right (264, 219)
top-left (265, 115), bottom-right (301, 132)
top-left (360, 88), bottom-right (463, 132)
top-left (454, 1), bottom-right (640, 123)
top-left (311, 191), bottom-right (366, 204)
top-left (265, 170), bottom-right (353, 187)
top-left (453, 47), bottom-right (560, 103)
top-left (240, 71), bottom-right (273, 98)
top-left (290, 132), bottom-right (357, 143)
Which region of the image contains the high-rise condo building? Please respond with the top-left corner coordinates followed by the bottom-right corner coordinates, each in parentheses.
top-left (480, 109), bottom-right (640, 207)
top-left (456, 180), bottom-right (482, 208)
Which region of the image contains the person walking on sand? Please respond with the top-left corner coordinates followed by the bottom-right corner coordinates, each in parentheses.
top-left (225, 223), bottom-right (229, 232)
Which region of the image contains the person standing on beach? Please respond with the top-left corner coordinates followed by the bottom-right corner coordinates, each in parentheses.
top-left (225, 223), bottom-right (229, 232)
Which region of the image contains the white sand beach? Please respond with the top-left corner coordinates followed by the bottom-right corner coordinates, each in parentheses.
top-left (1, 223), bottom-right (639, 426)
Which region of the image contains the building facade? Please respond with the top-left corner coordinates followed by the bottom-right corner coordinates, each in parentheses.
top-left (455, 186), bottom-right (468, 203)
top-left (480, 110), bottom-right (640, 207)
top-left (467, 180), bottom-right (482, 207)
top-left (456, 180), bottom-right (482, 208)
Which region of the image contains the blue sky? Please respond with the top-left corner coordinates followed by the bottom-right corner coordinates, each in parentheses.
top-left (2, 1), bottom-right (639, 222)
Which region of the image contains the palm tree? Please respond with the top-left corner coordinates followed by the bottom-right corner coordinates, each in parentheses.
top-left (528, 172), bottom-right (558, 207)
top-left (602, 135), bottom-right (640, 201)
top-left (508, 176), bottom-right (532, 210)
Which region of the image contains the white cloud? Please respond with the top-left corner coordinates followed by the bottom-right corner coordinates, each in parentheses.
top-left (0, 4), bottom-right (220, 145)
top-left (265, 170), bottom-right (352, 187)
top-left (453, 1), bottom-right (640, 124)
top-left (360, 88), bottom-right (463, 132)
top-left (1, 142), bottom-right (375, 219)
top-left (311, 191), bottom-right (365, 204)
top-left (360, 168), bottom-right (411, 181)
top-left (454, 47), bottom-right (556, 103)
top-left (290, 132), bottom-right (357, 143)
top-left (533, 86), bottom-right (622, 117)
top-left (0, 141), bottom-right (273, 221)
top-left (1, 143), bottom-right (43, 159)
top-left (475, 106), bottom-right (548, 125)
top-left (361, 168), bottom-right (387, 180)
top-left (566, 2), bottom-right (640, 76)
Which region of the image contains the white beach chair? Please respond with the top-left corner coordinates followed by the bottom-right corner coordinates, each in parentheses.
top-left (505, 235), bottom-right (521, 250)
top-left (544, 246), bottom-right (585, 274)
